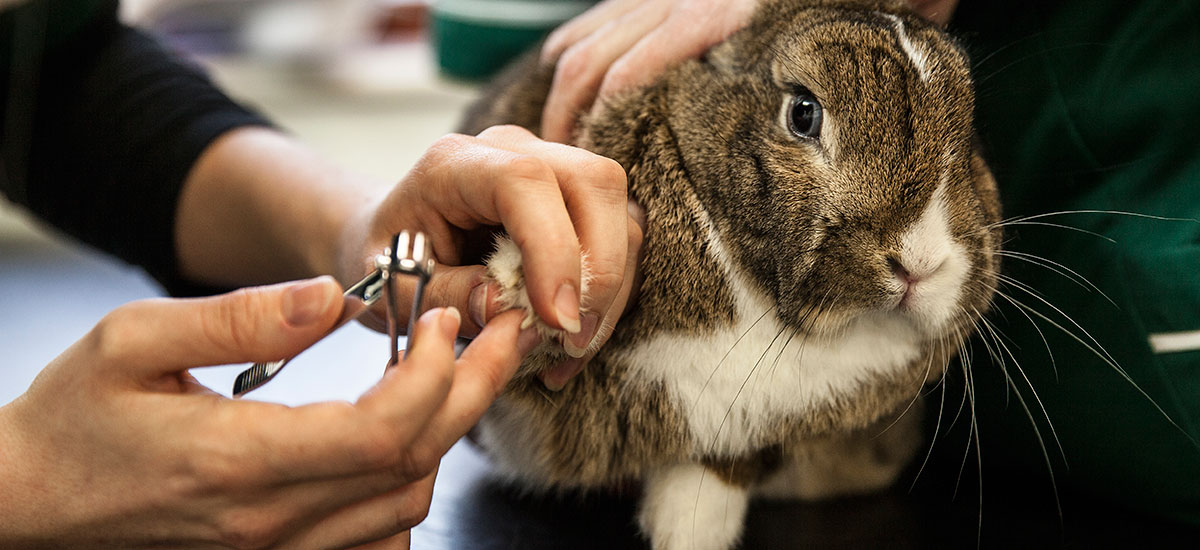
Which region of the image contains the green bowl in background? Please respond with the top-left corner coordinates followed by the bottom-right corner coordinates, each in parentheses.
top-left (430, 0), bottom-right (594, 80)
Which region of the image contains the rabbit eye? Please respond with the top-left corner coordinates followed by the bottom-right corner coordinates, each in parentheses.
top-left (787, 92), bottom-right (823, 140)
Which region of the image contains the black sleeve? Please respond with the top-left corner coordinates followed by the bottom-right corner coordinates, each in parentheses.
top-left (0, 0), bottom-right (272, 296)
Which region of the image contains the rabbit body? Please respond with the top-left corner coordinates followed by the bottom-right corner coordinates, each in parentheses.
top-left (461, 1), bottom-right (1001, 548)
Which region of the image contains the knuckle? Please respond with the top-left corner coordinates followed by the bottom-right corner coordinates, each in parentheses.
top-left (477, 123), bottom-right (533, 142)
top-left (185, 443), bottom-right (250, 497)
top-left (401, 445), bottom-right (442, 479)
top-left (554, 46), bottom-right (597, 85)
top-left (204, 289), bottom-right (263, 354)
top-left (420, 133), bottom-right (474, 168)
top-left (215, 508), bottom-right (287, 550)
top-left (430, 132), bottom-right (472, 151)
top-left (587, 269), bottom-right (626, 298)
top-left (357, 421), bottom-right (403, 471)
top-left (87, 303), bottom-right (146, 361)
top-left (579, 157), bottom-right (628, 195)
top-left (501, 154), bottom-right (556, 184)
top-left (542, 26), bottom-right (574, 61)
top-left (600, 60), bottom-right (638, 93)
top-left (510, 230), bottom-right (578, 262)
top-left (477, 365), bottom-right (509, 403)
top-left (398, 499), bottom-right (432, 530)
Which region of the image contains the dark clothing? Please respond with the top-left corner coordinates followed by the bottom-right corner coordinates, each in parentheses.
top-left (0, 0), bottom-right (268, 295)
top-left (925, 0), bottom-right (1200, 526)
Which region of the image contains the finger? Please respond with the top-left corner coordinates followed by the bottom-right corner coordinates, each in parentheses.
top-left (356, 307), bottom-right (462, 445)
top-left (541, 0), bottom-right (647, 63)
top-left (360, 264), bottom-right (495, 338)
top-left (474, 129), bottom-right (629, 354)
top-left (205, 313), bottom-right (535, 526)
top-left (413, 310), bottom-right (536, 453)
top-left (255, 313), bottom-right (533, 519)
top-left (418, 264), bottom-right (490, 336)
top-left (422, 131), bottom-right (584, 334)
top-left (540, 203), bottom-right (645, 390)
top-left (350, 531), bottom-right (410, 550)
top-left (279, 471), bottom-right (436, 550)
top-left (908, 0), bottom-right (959, 25)
top-left (541, 1), bottom-right (672, 142)
top-left (217, 307), bottom-right (460, 486)
top-left (87, 277), bottom-right (342, 376)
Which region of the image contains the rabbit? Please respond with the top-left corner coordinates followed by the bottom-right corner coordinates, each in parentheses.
top-left (458, 0), bottom-right (1002, 548)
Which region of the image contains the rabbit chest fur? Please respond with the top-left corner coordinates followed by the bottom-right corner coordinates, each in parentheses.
top-left (459, 1), bottom-right (1001, 547)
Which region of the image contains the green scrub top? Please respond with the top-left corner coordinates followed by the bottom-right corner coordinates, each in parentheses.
top-left (945, 0), bottom-right (1200, 525)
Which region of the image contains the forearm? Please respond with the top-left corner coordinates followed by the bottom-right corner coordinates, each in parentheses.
top-left (0, 4), bottom-right (291, 295)
top-left (175, 126), bottom-right (385, 288)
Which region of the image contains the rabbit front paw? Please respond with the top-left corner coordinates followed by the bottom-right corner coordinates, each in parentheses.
top-left (638, 463), bottom-right (750, 550)
top-left (484, 236), bottom-right (596, 356)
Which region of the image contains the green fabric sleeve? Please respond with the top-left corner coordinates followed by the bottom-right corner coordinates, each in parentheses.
top-left (942, 0), bottom-right (1200, 525)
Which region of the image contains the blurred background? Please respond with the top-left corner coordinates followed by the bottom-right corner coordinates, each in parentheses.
top-left (0, 0), bottom-right (595, 406)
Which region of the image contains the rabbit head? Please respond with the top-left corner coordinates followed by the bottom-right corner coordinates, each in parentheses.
top-left (581, 0), bottom-right (1001, 355)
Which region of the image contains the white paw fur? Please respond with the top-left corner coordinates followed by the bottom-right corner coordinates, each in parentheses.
top-left (639, 464), bottom-right (750, 550)
top-left (485, 236), bottom-right (600, 356)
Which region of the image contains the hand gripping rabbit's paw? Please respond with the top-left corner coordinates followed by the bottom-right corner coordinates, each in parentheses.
top-left (485, 236), bottom-right (601, 358)
top-left (638, 464), bottom-right (750, 550)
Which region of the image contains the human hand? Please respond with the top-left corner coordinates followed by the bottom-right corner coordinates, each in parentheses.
top-left (338, 125), bottom-right (640, 388)
top-left (538, 0), bottom-right (961, 143)
top-left (539, 0), bottom-right (760, 143)
top-left (908, 0), bottom-right (960, 25)
top-left (0, 277), bottom-right (538, 549)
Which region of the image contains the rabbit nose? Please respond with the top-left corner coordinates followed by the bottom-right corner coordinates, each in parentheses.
top-left (887, 256), bottom-right (912, 283)
top-left (887, 254), bottom-right (946, 303)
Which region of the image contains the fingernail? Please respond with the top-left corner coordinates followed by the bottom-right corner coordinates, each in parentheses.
top-left (543, 358), bottom-right (586, 392)
top-left (563, 312), bottom-right (599, 358)
top-left (440, 307), bottom-right (462, 339)
top-left (468, 283), bottom-right (489, 328)
top-left (554, 283), bottom-right (582, 334)
top-left (517, 326), bottom-right (543, 357)
top-left (283, 276), bottom-right (334, 327)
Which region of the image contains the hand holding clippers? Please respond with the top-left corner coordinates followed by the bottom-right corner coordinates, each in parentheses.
top-left (232, 231), bottom-right (436, 397)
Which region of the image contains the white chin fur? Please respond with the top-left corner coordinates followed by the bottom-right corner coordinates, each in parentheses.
top-left (639, 464), bottom-right (749, 550)
top-left (613, 204), bottom-right (932, 457)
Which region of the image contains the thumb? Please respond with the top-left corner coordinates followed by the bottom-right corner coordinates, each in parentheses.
top-left (369, 264), bottom-right (505, 338)
top-left (92, 276), bottom-right (344, 375)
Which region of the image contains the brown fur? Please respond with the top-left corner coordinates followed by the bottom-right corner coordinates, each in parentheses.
top-left (464, 0), bottom-right (1000, 537)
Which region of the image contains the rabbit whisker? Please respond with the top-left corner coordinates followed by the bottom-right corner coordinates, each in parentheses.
top-left (974, 42), bottom-right (1107, 86)
top-left (978, 309), bottom-right (1067, 521)
top-left (989, 209), bottom-right (1199, 228)
top-left (709, 323), bottom-right (792, 455)
top-left (992, 287), bottom-right (1058, 379)
top-left (996, 277), bottom-right (1199, 448)
top-left (995, 221), bottom-right (1117, 243)
top-left (995, 250), bottom-right (1117, 308)
top-left (690, 305), bottom-right (777, 416)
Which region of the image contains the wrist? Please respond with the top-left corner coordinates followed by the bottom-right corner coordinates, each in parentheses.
top-left (176, 128), bottom-right (383, 286)
top-left (0, 401), bottom-right (53, 546)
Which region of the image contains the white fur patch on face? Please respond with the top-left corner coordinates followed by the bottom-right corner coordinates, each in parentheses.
top-left (613, 205), bottom-right (927, 457)
top-left (638, 464), bottom-right (749, 550)
top-left (882, 13), bottom-right (931, 81)
top-left (895, 181), bottom-right (969, 333)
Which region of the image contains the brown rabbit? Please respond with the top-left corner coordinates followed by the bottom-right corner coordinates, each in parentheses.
top-left (460, 0), bottom-right (1001, 548)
